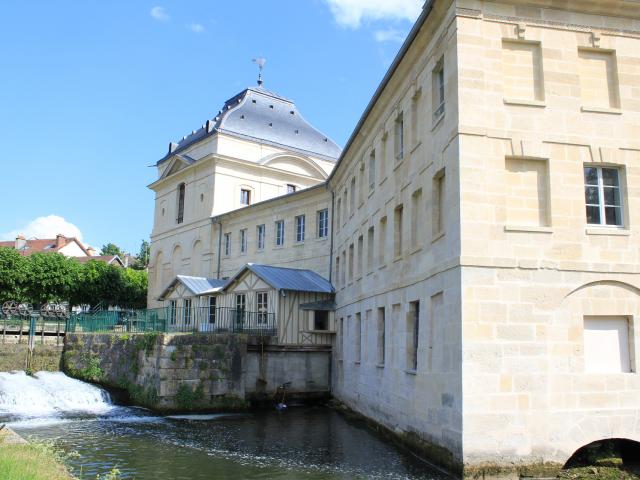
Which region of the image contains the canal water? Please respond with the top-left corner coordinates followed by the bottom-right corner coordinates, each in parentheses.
top-left (0, 371), bottom-right (449, 479)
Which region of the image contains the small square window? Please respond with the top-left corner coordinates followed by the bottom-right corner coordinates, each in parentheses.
top-left (240, 189), bottom-right (251, 205)
top-left (287, 184), bottom-right (297, 194)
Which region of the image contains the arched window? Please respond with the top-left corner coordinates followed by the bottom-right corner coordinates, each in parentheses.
top-left (177, 183), bottom-right (185, 224)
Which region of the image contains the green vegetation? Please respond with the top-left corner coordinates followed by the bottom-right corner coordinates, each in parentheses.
top-left (0, 442), bottom-right (74, 480)
top-left (64, 352), bottom-right (104, 383)
top-left (175, 382), bottom-right (205, 410)
top-left (0, 247), bottom-right (147, 309)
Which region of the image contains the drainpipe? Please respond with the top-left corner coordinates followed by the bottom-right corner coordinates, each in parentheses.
top-left (328, 187), bottom-right (335, 284)
top-left (216, 219), bottom-right (223, 279)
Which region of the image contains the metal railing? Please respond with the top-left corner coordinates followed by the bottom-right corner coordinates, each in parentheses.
top-left (0, 315), bottom-right (66, 345)
top-left (66, 306), bottom-right (276, 336)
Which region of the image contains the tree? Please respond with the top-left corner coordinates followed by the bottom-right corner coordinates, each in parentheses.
top-left (71, 260), bottom-right (123, 309)
top-left (100, 243), bottom-right (125, 258)
top-left (24, 252), bottom-right (80, 305)
top-left (0, 247), bottom-right (28, 303)
top-left (119, 268), bottom-right (148, 309)
top-left (133, 239), bottom-right (150, 270)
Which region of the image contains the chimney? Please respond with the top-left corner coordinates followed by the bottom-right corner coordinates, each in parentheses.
top-left (86, 247), bottom-right (96, 256)
top-left (56, 234), bottom-right (66, 249)
top-left (14, 235), bottom-right (26, 252)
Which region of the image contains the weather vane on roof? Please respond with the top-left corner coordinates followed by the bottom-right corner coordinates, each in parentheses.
top-left (252, 57), bottom-right (266, 86)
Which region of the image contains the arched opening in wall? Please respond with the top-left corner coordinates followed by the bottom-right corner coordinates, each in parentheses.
top-left (154, 252), bottom-right (164, 291)
top-left (564, 439), bottom-right (640, 472)
top-left (191, 240), bottom-right (202, 277)
top-left (171, 245), bottom-right (183, 279)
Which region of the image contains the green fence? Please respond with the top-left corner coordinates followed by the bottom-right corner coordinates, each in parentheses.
top-left (66, 307), bottom-right (277, 336)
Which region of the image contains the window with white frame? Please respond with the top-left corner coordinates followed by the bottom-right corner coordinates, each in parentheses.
top-left (224, 233), bottom-right (231, 256)
top-left (240, 229), bottom-right (247, 253)
top-left (317, 209), bottom-right (328, 238)
top-left (275, 220), bottom-right (284, 246)
top-left (295, 214), bottom-right (305, 243)
top-left (208, 296), bottom-right (216, 324)
top-left (184, 298), bottom-right (192, 325)
top-left (584, 166), bottom-right (623, 227)
top-left (177, 183), bottom-right (185, 224)
top-left (287, 184), bottom-right (297, 194)
top-left (169, 300), bottom-right (177, 325)
top-left (257, 224), bottom-right (265, 250)
top-left (240, 188), bottom-right (251, 205)
top-left (256, 292), bottom-right (268, 325)
top-left (368, 149), bottom-right (376, 188)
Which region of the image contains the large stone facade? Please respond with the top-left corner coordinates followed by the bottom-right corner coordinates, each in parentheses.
top-left (146, 0), bottom-right (640, 475)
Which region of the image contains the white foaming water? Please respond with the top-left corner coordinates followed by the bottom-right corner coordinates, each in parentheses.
top-left (0, 371), bottom-right (114, 417)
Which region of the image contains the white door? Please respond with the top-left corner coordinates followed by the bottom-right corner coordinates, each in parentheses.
top-left (583, 316), bottom-right (630, 373)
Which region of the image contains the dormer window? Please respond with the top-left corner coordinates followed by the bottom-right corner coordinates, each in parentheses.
top-left (176, 183), bottom-right (185, 224)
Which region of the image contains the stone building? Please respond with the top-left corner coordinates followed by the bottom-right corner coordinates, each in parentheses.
top-left (148, 0), bottom-right (640, 475)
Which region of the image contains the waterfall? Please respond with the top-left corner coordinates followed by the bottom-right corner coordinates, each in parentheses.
top-left (0, 371), bottom-right (114, 417)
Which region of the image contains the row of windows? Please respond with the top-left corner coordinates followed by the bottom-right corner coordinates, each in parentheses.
top-left (223, 209), bottom-right (329, 256)
top-left (168, 292), bottom-right (270, 326)
top-left (335, 170), bottom-right (446, 288)
top-left (337, 296), bottom-right (441, 373)
top-left (335, 56), bottom-right (445, 229)
top-left (240, 184), bottom-right (299, 207)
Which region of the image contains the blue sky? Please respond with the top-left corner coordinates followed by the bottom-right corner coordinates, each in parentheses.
top-left (0, 0), bottom-right (421, 254)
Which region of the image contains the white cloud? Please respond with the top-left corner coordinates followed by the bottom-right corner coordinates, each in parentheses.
top-left (150, 6), bottom-right (170, 22)
top-left (188, 22), bottom-right (205, 33)
top-left (1, 215), bottom-right (84, 242)
top-left (324, 0), bottom-right (422, 28)
top-left (374, 27), bottom-right (406, 43)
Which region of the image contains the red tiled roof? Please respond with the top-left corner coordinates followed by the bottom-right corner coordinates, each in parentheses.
top-left (0, 236), bottom-right (90, 256)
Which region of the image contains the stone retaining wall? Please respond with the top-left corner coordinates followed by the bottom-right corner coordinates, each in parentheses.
top-left (0, 344), bottom-right (63, 372)
top-left (63, 333), bottom-right (331, 411)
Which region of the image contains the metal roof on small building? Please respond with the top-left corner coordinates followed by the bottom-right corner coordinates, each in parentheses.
top-left (158, 275), bottom-right (227, 300)
top-left (158, 85), bottom-right (341, 164)
top-left (224, 264), bottom-right (334, 294)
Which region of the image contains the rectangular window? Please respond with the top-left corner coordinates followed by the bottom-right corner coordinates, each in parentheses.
top-left (584, 166), bottom-right (623, 227)
top-left (287, 184), bottom-right (297, 194)
top-left (240, 189), bottom-right (251, 205)
top-left (505, 157), bottom-right (550, 227)
top-left (169, 300), bottom-right (177, 325)
top-left (411, 89), bottom-right (421, 148)
top-left (177, 183), bottom-right (185, 224)
top-left (257, 224), bottom-right (265, 250)
top-left (394, 112), bottom-right (404, 160)
top-left (433, 170), bottom-right (445, 237)
top-left (502, 40), bottom-right (544, 102)
top-left (377, 307), bottom-right (385, 365)
top-left (359, 162), bottom-right (365, 206)
top-left (235, 294), bottom-right (246, 326)
top-left (208, 296), bottom-right (216, 324)
top-left (224, 233), bottom-right (231, 256)
top-left (355, 312), bottom-right (362, 364)
top-left (317, 209), bottom-right (329, 238)
top-left (256, 292), bottom-right (268, 325)
top-left (339, 317), bottom-right (344, 361)
top-left (584, 316), bottom-right (631, 373)
top-left (368, 150), bottom-right (376, 188)
top-left (184, 298), bottom-right (192, 325)
top-left (349, 177), bottom-right (356, 215)
top-left (433, 57), bottom-right (445, 119)
top-left (378, 216), bottom-right (387, 266)
top-left (394, 205), bottom-right (403, 258)
top-left (367, 226), bottom-right (374, 272)
top-left (275, 220), bottom-right (285, 246)
top-left (295, 215), bottom-right (305, 243)
top-left (407, 301), bottom-right (420, 371)
top-left (428, 293), bottom-right (443, 372)
top-left (335, 256), bottom-right (340, 288)
top-left (336, 198), bottom-right (341, 232)
top-left (411, 189), bottom-right (423, 249)
top-left (314, 310), bottom-right (329, 331)
top-left (240, 228), bottom-right (247, 253)
top-left (348, 243), bottom-right (354, 283)
top-left (341, 250), bottom-right (346, 286)
top-left (357, 235), bottom-right (363, 279)
top-left (578, 48), bottom-right (620, 109)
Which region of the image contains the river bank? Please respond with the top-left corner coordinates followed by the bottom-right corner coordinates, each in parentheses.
top-left (0, 426), bottom-right (73, 480)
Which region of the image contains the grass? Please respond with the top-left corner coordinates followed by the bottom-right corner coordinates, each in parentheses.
top-left (559, 466), bottom-right (640, 479)
top-left (0, 443), bottom-right (74, 480)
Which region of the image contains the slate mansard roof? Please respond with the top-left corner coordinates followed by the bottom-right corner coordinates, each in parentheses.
top-left (158, 85), bottom-right (342, 164)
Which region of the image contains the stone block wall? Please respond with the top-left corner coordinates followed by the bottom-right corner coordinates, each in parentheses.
top-left (0, 344), bottom-right (62, 372)
top-left (63, 332), bottom-right (247, 411)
